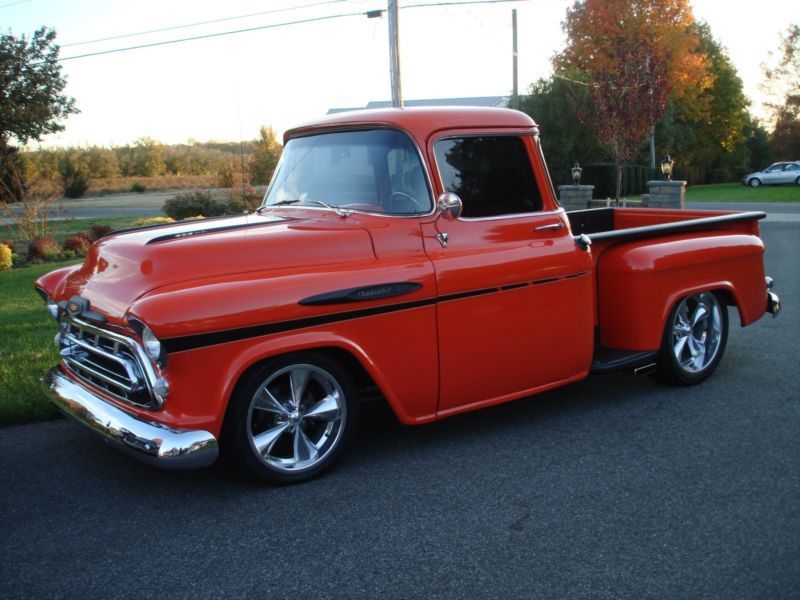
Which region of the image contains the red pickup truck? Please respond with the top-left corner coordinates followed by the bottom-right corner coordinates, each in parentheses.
top-left (37, 107), bottom-right (782, 483)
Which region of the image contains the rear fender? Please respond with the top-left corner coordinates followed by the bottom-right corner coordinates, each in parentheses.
top-left (597, 234), bottom-right (766, 350)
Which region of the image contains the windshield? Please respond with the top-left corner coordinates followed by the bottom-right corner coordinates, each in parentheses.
top-left (262, 129), bottom-right (432, 215)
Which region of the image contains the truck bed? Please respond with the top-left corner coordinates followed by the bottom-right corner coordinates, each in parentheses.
top-left (566, 207), bottom-right (766, 262)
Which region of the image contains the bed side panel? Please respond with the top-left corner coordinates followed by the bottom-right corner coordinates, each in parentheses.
top-left (597, 233), bottom-right (766, 350)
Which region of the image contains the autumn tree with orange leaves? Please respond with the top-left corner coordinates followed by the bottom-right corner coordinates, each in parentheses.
top-left (553, 0), bottom-right (710, 201)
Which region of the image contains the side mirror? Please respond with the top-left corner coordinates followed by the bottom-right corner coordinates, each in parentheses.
top-left (436, 192), bottom-right (463, 221)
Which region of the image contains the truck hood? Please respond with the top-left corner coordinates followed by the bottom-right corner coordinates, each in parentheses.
top-left (54, 213), bottom-right (376, 322)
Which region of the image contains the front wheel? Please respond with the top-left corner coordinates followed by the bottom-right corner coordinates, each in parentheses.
top-left (749, 178), bottom-right (762, 188)
top-left (222, 353), bottom-right (358, 484)
top-left (655, 291), bottom-right (728, 385)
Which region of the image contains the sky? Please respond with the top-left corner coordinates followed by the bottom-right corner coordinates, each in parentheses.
top-left (2, 0), bottom-right (799, 148)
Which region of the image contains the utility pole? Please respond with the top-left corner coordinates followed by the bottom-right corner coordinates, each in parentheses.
top-left (512, 8), bottom-right (519, 110)
top-left (388, 0), bottom-right (403, 108)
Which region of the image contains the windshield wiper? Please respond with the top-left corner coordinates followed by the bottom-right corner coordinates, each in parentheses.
top-left (257, 199), bottom-right (301, 212)
top-left (307, 199), bottom-right (352, 217)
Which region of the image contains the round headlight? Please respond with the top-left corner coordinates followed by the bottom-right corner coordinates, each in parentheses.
top-left (141, 326), bottom-right (162, 361)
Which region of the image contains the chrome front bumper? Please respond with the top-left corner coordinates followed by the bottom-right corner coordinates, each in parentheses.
top-left (43, 367), bottom-right (218, 469)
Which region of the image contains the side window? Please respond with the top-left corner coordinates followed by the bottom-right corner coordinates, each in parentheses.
top-left (785, 164), bottom-right (799, 172)
top-left (434, 136), bottom-right (542, 218)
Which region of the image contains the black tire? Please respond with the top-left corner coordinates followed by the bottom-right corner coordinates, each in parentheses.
top-left (749, 178), bottom-right (762, 188)
top-left (655, 291), bottom-right (728, 386)
top-left (795, 176), bottom-right (800, 186)
top-left (222, 352), bottom-right (358, 484)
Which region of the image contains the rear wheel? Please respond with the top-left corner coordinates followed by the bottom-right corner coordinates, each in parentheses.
top-left (656, 291), bottom-right (728, 385)
top-left (749, 178), bottom-right (762, 188)
top-left (223, 352), bottom-right (358, 484)
top-left (795, 176), bottom-right (800, 186)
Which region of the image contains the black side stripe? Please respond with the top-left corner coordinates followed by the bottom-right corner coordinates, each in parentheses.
top-left (163, 298), bottom-right (437, 353)
top-left (162, 271), bottom-right (590, 353)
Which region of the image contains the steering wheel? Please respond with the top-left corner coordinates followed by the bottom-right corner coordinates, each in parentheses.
top-left (389, 191), bottom-right (424, 213)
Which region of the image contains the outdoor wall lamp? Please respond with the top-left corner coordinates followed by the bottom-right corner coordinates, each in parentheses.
top-left (571, 162), bottom-right (582, 184)
top-left (661, 154), bottom-right (674, 181)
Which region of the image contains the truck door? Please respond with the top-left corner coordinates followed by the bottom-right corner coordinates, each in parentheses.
top-left (421, 133), bottom-right (594, 416)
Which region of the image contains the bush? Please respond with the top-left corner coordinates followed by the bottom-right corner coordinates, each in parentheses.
top-left (28, 236), bottom-right (61, 260)
top-left (60, 156), bottom-right (90, 199)
top-left (62, 234), bottom-right (92, 253)
top-left (132, 216), bottom-right (175, 226)
top-left (129, 181), bottom-right (147, 193)
top-left (2, 239), bottom-right (16, 254)
top-left (88, 224), bottom-right (114, 241)
top-left (0, 244), bottom-right (12, 271)
top-left (163, 191), bottom-right (229, 220)
top-left (228, 185), bottom-right (261, 213)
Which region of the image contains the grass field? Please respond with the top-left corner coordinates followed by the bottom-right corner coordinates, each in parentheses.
top-left (686, 183), bottom-right (800, 202)
top-left (88, 174), bottom-right (215, 196)
top-left (0, 259), bottom-right (80, 425)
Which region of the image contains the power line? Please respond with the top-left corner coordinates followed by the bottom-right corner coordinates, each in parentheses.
top-left (47, 10), bottom-right (369, 64)
top-left (61, 0), bottom-right (349, 48)
top-left (403, 0), bottom-right (526, 9)
top-left (46, 0), bottom-right (528, 64)
top-left (0, 0), bottom-right (32, 8)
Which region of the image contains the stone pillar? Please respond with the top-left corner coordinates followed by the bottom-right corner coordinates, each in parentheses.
top-left (558, 185), bottom-right (594, 211)
top-left (646, 180), bottom-right (686, 209)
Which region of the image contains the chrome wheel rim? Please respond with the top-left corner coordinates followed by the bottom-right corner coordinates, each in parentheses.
top-left (247, 364), bottom-right (346, 472)
top-left (670, 292), bottom-right (723, 374)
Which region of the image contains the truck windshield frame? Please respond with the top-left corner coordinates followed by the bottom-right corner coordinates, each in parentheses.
top-left (261, 128), bottom-right (434, 216)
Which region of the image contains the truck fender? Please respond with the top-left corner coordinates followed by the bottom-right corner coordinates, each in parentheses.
top-left (216, 331), bottom-right (437, 427)
top-left (596, 234), bottom-right (766, 351)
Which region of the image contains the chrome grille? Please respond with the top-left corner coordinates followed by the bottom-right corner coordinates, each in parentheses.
top-left (59, 317), bottom-right (158, 409)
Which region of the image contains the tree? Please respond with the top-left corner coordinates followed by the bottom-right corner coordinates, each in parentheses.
top-left (1, 27), bottom-right (77, 201)
top-left (131, 137), bottom-right (166, 177)
top-left (761, 25), bottom-right (800, 159)
top-left (519, 77), bottom-right (604, 186)
top-left (553, 0), bottom-right (710, 200)
top-left (250, 126), bottom-right (282, 185)
top-left (653, 22), bottom-right (751, 182)
top-left (0, 27), bottom-right (77, 149)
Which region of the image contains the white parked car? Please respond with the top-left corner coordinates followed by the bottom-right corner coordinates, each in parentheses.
top-left (741, 161), bottom-right (800, 187)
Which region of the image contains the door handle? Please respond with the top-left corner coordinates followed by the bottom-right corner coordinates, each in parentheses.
top-left (534, 222), bottom-right (564, 232)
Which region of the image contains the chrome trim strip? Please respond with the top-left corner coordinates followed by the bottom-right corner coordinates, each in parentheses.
top-left (63, 333), bottom-right (142, 386)
top-left (63, 356), bottom-right (137, 393)
top-left (458, 208), bottom-right (566, 222)
top-left (43, 367), bottom-right (218, 469)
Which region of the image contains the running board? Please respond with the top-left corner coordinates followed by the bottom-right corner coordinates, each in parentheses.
top-left (591, 347), bottom-right (659, 374)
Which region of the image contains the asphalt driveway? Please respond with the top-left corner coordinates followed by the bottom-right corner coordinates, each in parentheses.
top-left (0, 217), bottom-right (797, 599)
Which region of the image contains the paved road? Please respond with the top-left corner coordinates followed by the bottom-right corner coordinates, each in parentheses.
top-left (1, 221), bottom-right (798, 599)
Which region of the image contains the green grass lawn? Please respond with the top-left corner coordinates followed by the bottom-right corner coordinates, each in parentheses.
top-left (0, 259), bottom-right (82, 426)
top-left (1, 215), bottom-right (163, 426)
top-left (685, 183), bottom-right (800, 202)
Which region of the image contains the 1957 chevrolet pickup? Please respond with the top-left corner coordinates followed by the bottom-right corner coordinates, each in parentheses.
top-left (37, 107), bottom-right (782, 483)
